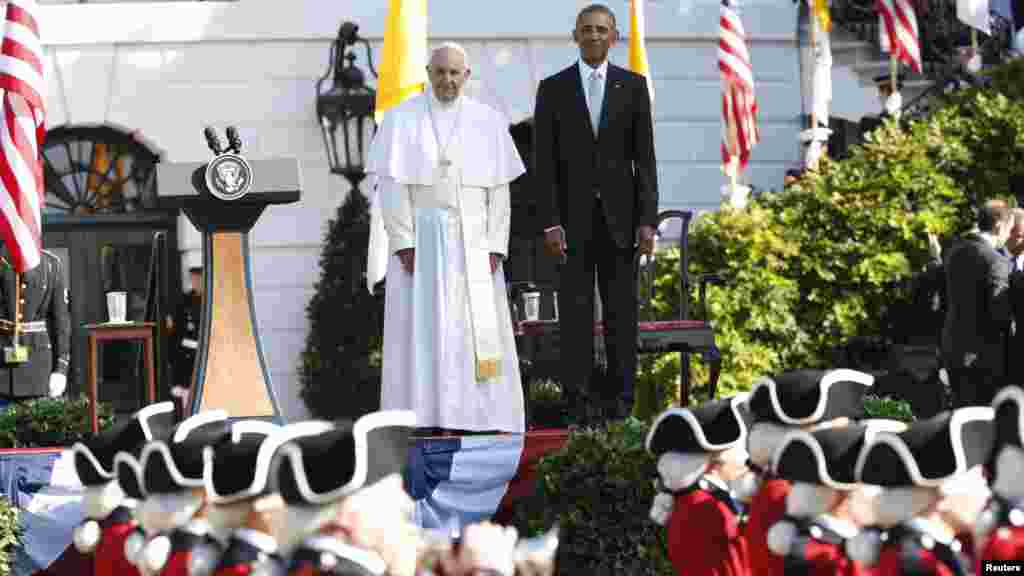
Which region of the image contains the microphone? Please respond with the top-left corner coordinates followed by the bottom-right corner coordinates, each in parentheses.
top-left (225, 126), bottom-right (242, 154)
top-left (203, 127), bottom-right (224, 156)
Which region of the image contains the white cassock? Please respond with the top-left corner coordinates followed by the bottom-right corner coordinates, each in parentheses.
top-left (366, 90), bottom-right (526, 433)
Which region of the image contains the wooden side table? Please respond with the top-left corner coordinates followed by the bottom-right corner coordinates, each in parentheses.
top-left (84, 322), bottom-right (157, 433)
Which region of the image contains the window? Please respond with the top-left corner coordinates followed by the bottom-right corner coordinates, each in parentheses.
top-left (42, 125), bottom-right (160, 215)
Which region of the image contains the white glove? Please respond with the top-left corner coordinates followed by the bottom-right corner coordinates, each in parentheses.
top-left (48, 373), bottom-right (66, 397)
top-left (928, 232), bottom-right (942, 261)
top-left (884, 91), bottom-right (903, 116)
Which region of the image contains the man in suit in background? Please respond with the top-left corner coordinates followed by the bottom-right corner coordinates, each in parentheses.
top-left (942, 202), bottom-right (1014, 407)
top-left (532, 3), bottom-right (658, 420)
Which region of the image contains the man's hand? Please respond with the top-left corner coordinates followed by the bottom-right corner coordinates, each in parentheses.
top-left (543, 228), bottom-right (566, 260)
top-left (48, 373), bottom-right (66, 397)
top-left (490, 254), bottom-right (502, 275)
top-left (637, 225), bottom-right (656, 256)
top-left (397, 248), bottom-right (415, 275)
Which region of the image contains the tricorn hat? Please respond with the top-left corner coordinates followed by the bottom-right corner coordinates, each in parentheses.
top-left (748, 369), bottom-right (873, 426)
top-left (140, 410), bottom-right (231, 494)
top-left (646, 394), bottom-right (752, 457)
top-left (73, 402), bottom-right (177, 487)
top-left (274, 410), bottom-right (416, 506)
top-left (203, 420), bottom-right (334, 504)
top-left (773, 419), bottom-right (909, 490)
top-left (113, 451), bottom-right (147, 501)
top-left (993, 386), bottom-right (1024, 450)
top-left (855, 407), bottom-right (995, 487)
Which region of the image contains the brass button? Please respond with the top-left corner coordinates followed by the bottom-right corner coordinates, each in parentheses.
top-left (19, 298), bottom-right (24, 304)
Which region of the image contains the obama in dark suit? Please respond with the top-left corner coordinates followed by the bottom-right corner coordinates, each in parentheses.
top-left (532, 3), bottom-right (658, 420)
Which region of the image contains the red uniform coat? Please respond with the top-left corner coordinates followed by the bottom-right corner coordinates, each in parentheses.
top-left (978, 526), bottom-right (1024, 569)
top-left (213, 529), bottom-right (284, 576)
top-left (873, 524), bottom-right (968, 576)
top-left (94, 507), bottom-right (141, 576)
top-left (743, 476), bottom-right (791, 576)
top-left (776, 517), bottom-right (862, 576)
top-left (666, 478), bottom-right (749, 576)
top-left (158, 527), bottom-right (223, 576)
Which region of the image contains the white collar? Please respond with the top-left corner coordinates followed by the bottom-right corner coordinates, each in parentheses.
top-left (701, 473), bottom-right (730, 493)
top-left (578, 59), bottom-right (609, 82)
top-left (814, 514), bottom-right (859, 539)
top-left (979, 232), bottom-right (1001, 250)
top-left (905, 517), bottom-right (956, 548)
top-left (233, 528), bottom-right (278, 554)
top-left (182, 518), bottom-right (212, 537)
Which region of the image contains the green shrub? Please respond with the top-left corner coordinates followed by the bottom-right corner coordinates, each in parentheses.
top-left (863, 394), bottom-right (916, 422)
top-left (635, 79), bottom-right (1024, 403)
top-left (0, 396), bottom-right (114, 448)
top-left (0, 497), bottom-right (18, 576)
top-left (513, 418), bottom-right (674, 575)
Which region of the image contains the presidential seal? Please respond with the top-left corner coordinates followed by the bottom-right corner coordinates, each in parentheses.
top-left (204, 153), bottom-right (253, 201)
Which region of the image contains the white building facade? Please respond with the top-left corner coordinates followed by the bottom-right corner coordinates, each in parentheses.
top-left (36, 0), bottom-right (881, 420)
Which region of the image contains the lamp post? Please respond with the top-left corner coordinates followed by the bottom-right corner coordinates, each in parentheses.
top-left (316, 21), bottom-right (377, 195)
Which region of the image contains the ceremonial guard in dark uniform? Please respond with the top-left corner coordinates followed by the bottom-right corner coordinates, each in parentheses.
top-left (735, 369), bottom-right (875, 576)
top-left (645, 394), bottom-right (753, 576)
top-left (204, 420), bottom-right (334, 576)
top-left (171, 266), bottom-right (202, 394)
top-left (975, 386), bottom-right (1024, 568)
top-left (273, 410), bottom-right (416, 576)
top-left (134, 410), bottom-right (231, 576)
top-left (764, 420), bottom-right (906, 576)
top-left (70, 402), bottom-right (176, 575)
top-left (851, 408), bottom-right (995, 575)
top-left (0, 246), bottom-right (70, 399)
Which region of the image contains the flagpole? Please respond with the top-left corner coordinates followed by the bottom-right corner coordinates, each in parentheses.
top-left (808, 0), bottom-right (818, 133)
top-left (889, 54), bottom-right (898, 102)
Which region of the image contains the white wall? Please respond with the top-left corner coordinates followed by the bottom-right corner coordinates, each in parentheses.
top-left (39, 0), bottom-right (804, 421)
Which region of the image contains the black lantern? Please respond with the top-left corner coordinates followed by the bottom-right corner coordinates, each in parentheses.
top-left (316, 22), bottom-right (377, 192)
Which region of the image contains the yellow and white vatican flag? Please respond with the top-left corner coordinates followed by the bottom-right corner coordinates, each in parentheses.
top-left (810, 1), bottom-right (832, 128)
top-left (367, 0), bottom-right (428, 292)
top-left (629, 0), bottom-right (654, 106)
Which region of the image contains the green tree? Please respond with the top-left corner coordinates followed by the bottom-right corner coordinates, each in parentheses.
top-left (635, 65), bottom-right (1024, 406)
top-left (299, 189), bottom-right (383, 420)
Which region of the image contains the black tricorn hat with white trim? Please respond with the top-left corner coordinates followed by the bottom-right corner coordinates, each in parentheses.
top-left (140, 410), bottom-right (231, 494)
top-left (993, 386), bottom-right (1024, 450)
top-left (855, 407), bottom-right (995, 487)
top-left (72, 402), bottom-right (177, 487)
top-left (772, 420), bottom-right (909, 490)
top-left (274, 410), bottom-right (416, 506)
top-left (645, 394), bottom-right (752, 456)
top-left (203, 420), bottom-right (335, 504)
top-left (748, 369), bottom-right (873, 426)
top-left (113, 451), bottom-right (147, 500)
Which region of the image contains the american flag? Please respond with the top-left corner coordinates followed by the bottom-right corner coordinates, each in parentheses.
top-left (877, 0), bottom-right (922, 73)
top-left (718, 0), bottom-right (759, 174)
top-left (0, 0), bottom-right (45, 273)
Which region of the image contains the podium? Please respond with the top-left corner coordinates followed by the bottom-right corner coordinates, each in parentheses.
top-left (157, 146), bottom-right (301, 422)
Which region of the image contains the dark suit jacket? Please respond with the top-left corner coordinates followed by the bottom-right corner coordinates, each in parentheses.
top-left (532, 62), bottom-right (658, 249)
top-left (941, 233), bottom-right (1011, 376)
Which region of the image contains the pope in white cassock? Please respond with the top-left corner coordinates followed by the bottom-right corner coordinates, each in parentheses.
top-left (366, 43), bottom-right (526, 433)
